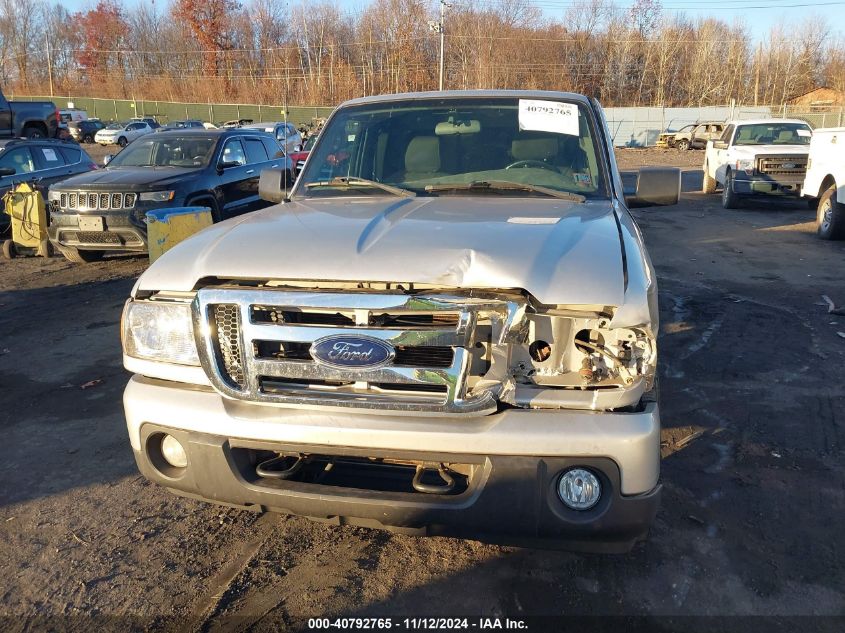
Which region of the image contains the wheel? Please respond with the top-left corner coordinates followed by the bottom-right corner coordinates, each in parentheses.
top-left (118, 136), bottom-right (128, 147)
top-left (702, 162), bottom-right (716, 194)
top-left (187, 197), bottom-right (221, 222)
top-left (721, 169), bottom-right (740, 209)
top-left (817, 185), bottom-right (845, 240)
top-left (676, 139), bottom-right (690, 151)
top-left (2, 239), bottom-right (16, 259)
top-left (57, 244), bottom-right (104, 263)
top-left (22, 126), bottom-right (45, 139)
top-left (84, 134), bottom-right (94, 143)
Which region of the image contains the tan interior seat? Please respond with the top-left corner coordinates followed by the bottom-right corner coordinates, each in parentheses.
top-left (401, 136), bottom-right (445, 182)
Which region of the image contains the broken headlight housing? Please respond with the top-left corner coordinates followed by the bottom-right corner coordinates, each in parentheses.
top-left (508, 310), bottom-right (656, 410)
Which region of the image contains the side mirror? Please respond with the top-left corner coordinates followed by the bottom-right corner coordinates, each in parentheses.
top-left (103, 154), bottom-right (113, 166)
top-left (259, 167), bottom-right (292, 203)
top-left (218, 160), bottom-right (241, 171)
top-left (293, 144), bottom-right (302, 152)
top-left (0, 167), bottom-right (16, 176)
top-left (625, 167), bottom-right (681, 207)
top-left (713, 140), bottom-right (728, 150)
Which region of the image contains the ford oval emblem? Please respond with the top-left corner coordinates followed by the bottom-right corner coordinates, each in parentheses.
top-left (782, 162), bottom-right (796, 169)
top-left (310, 335), bottom-right (395, 369)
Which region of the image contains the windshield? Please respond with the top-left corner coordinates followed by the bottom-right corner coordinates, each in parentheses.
top-left (105, 122), bottom-right (124, 130)
top-left (733, 123), bottom-right (812, 145)
top-left (107, 135), bottom-right (216, 168)
top-left (296, 97), bottom-right (608, 199)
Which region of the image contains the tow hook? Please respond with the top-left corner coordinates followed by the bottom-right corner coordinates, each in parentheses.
top-left (412, 462), bottom-right (456, 494)
top-left (256, 454), bottom-right (307, 480)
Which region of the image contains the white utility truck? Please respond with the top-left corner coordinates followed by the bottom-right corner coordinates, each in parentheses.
top-left (702, 119), bottom-right (812, 208)
top-left (802, 127), bottom-right (845, 240)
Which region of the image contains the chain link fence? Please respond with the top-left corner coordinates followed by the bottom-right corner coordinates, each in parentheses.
top-left (10, 95), bottom-right (335, 129)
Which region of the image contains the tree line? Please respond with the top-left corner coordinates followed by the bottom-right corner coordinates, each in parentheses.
top-left (0, 0), bottom-right (842, 107)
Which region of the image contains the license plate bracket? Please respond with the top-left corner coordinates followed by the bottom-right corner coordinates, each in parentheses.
top-left (78, 216), bottom-right (104, 231)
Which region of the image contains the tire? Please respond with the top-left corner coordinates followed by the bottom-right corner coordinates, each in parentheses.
top-left (677, 139), bottom-right (690, 151)
top-left (22, 126), bottom-right (45, 139)
top-left (118, 136), bottom-right (128, 147)
top-left (817, 185), bottom-right (845, 240)
top-left (84, 134), bottom-right (94, 143)
top-left (702, 162), bottom-right (717, 194)
top-left (2, 239), bottom-right (15, 259)
top-left (57, 244), bottom-right (104, 263)
top-left (722, 169), bottom-right (740, 209)
top-left (187, 196), bottom-right (221, 223)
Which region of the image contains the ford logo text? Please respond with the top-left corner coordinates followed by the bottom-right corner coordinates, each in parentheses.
top-left (310, 335), bottom-right (395, 369)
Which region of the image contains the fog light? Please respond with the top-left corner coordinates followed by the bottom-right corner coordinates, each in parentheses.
top-left (160, 434), bottom-right (187, 468)
top-left (557, 468), bottom-right (601, 510)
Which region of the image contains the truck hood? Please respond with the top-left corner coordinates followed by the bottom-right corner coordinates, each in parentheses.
top-left (731, 144), bottom-right (809, 157)
top-left (51, 167), bottom-right (198, 191)
top-left (137, 196), bottom-right (628, 307)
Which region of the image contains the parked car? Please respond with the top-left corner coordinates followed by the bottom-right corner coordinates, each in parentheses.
top-left (703, 119), bottom-right (812, 208)
top-left (120, 90), bottom-right (680, 552)
top-left (157, 120), bottom-right (205, 132)
top-left (221, 119), bottom-right (253, 128)
top-left (48, 128), bottom-right (292, 262)
top-left (241, 121), bottom-right (302, 153)
top-left (673, 121), bottom-right (725, 150)
top-left (69, 119), bottom-right (105, 143)
top-left (95, 121), bottom-right (154, 147)
top-left (287, 133), bottom-right (317, 175)
top-left (0, 87), bottom-right (60, 139)
top-left (0, 138), bottom-right (97, 234)
top-left (801, 127), bottom-right (845, 240)
top-left (130, 116), bottom-right (161, 130)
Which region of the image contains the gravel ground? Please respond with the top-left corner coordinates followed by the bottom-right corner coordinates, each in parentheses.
top-left (1, 148), bottom-right (843, 632)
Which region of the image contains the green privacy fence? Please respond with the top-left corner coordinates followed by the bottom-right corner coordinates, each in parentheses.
top-left (11, 95), bottom-right (335, 128)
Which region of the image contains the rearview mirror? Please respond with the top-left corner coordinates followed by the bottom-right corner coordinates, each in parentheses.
top-left (103, 154), bottom-right (113, 166)
top-left (259, 167), bottom-right (292, 203)
top-left (0, 167), bottom-right (16, 176)
top-left (625, 167), bottom-right (681, 207)
top-left (435, 119), bottom-right (481, 135)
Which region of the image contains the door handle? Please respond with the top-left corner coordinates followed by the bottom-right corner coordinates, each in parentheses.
top-left (271, 164), bottom-right (278, 168)
top-left (245, 169), bottom-right (255, 175)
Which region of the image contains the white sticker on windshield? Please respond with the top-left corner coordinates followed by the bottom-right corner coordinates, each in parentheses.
top-left (518, 100), bottom-right (579, 136)
top-left (42, 148), bottom-right (58, 162)
top-left (796, 129), bottom-right (811, 137)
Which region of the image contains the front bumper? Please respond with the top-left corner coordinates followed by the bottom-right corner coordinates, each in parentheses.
top-left (124, 375), bottom-right (662, 552)
top-left (48, 210), bottom-right (148, 251)
top-left (731, 174), bottom-right (805, 197)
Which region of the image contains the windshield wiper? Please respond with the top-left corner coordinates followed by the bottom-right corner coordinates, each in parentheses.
top-left (425, 180), bottom-right (585, 202)
top-left (305, 176), bottom-right (416, 197)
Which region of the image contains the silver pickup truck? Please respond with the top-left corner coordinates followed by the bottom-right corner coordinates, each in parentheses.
top-left (121, 90), bottom-right (680, 552)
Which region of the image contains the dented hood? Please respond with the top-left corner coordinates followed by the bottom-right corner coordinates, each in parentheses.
top-left (136, 195), bottom-right (627, 306)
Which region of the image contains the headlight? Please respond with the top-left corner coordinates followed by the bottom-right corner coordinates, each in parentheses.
top-left (139, 191), bottom-right (176, 202)
top-left (735, 158), bottom-right (754, 174)
top-left (122, 301), bottom-right (199, 365)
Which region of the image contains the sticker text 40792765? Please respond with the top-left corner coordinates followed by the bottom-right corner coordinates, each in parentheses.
top-left (518, 99), bottom-right (580, 137)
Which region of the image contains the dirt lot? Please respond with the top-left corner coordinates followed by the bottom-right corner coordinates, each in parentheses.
top-left (1, 148), bottom-right (844, 631)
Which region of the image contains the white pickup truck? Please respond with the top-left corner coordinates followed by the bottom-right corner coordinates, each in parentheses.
top-left (802, 128), bottom-right (845, 240)
top-left (702, 119), bottom-right (813, 208)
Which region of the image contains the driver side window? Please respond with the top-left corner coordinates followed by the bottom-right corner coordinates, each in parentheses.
top-left (0, 147), bottom-right (35, 174)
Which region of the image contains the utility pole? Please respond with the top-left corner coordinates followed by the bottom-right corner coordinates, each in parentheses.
top-left (753, 42), bottom-right (761, 107)
top-left (45, 32), bottom-right (54, 97)
top-left (429, 0), bottom-right (449, 91)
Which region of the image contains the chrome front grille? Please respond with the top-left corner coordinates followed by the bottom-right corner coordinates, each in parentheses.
top-left (58, 191), bottom-right (137, 211)
top-left (756, 154), bottom-right (808, 176)
top-left (195, 288), bottom-right (527, 416)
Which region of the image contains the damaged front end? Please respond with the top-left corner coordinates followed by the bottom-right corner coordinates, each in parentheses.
top-left (174, 280), bottom-right (657, 416)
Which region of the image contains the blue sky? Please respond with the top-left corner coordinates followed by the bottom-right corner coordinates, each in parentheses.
top-left (63, 0), bottom-right (845, 42)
